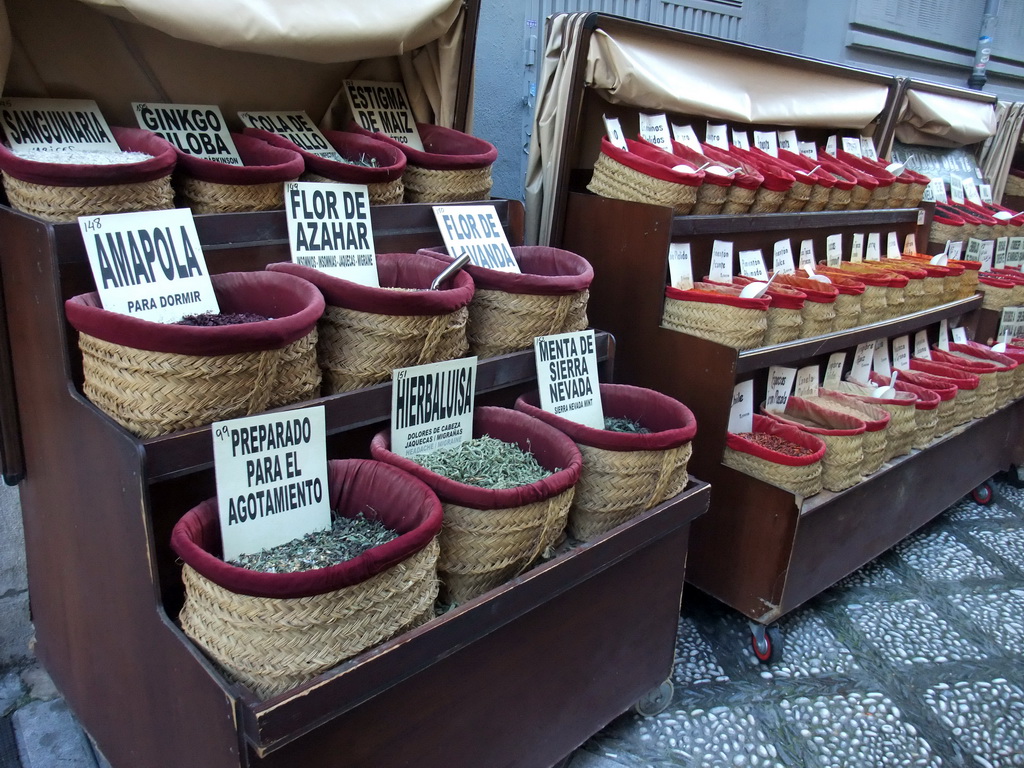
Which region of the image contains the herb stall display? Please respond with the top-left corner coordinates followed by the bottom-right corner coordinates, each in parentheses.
top-left (803, 390), bottom-right (891, 475)
top-left (247, 127), bottom-right (407, 205)
top-left (929, 347), bottom-right (1003, 417)
top-left (723, 414), bottom-right (826, 498)
top-left (171, 458), bottom-right (443, 700)
top-left (587, 136), bottom-right (705, 215)
top-left (371, 406), bottom-right (582, 604)
top-left (0, 126), bottom-right (177, 221)
top-left (938, 343), bottom-right (1018, 409)
top-left (269, 251), bottom-right (474, 393)
top-left (822, 381), bottom-right (917, 461)
top-left (908, 358), bottom-right (981, 426)
top-left (168, 132), bottom-right (304, 214)
top-left (65, 270), bottom-right (324, 437)
top-left (705, 276), bottom-right (806, 345)
top-left (661, 282), bottom-right (770, 350)
top-left (794, 269), bottom-right (865, 330)
top-left (869, 371), bottom-right (942, 449)
top-left (416, 245), bottom-right (594, 358)
top-left (514, 383), bottom-right (697, 540)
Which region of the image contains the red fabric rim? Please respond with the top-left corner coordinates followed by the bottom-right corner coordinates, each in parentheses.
top-left (169, 459), bottom-right (444, 599)
top-left (699, 143), bottom-right (764, 189)
top-left (815, 151), bottom-right (880, 191)
top-left (869, 372), bottom-right (940, 410)
top-left (725, 413), bottom-right (826, 466)
top-left (665, 282), bottom-right (771, 309)
top-left (814, 389), bottom-right (891, 430)
top-left (794, 270), bottom-right (865, 295)
top-left (369, 406), bottom-right (583, 511)
top-left (172, 132), bottom-right (304, 183)
top-left (895, 368), bottom-right (958, 401)
top-left (0, 126), bottom-right (176, 186)
top-left (835, 150), bottom-right (896, 188)
top-left (747, 146), bottom-right (817, 185)
top-left (772, 273), bottom-right (839, 303)
top-left (762, 396), bottom-right (867, 435)
top-left (514, 383), bottom-right (697, 451)
top-left (727, 145), bottom-right (796, 191)
top-left (909, 358), bottom-right (981, 388)
top-left (708, 277), bottom-right (806, 309)
top-left (596, 137), bottom-right (705, 186)
top-left (245, 127), bottom-right (406, 183)
top-left (267, 252), bottom-right (474, 315)
top-left (664, 140), bottom-right (732, 187)
top-left (946, 342), bottom-right (1018, 372)
top-left (65, 271), bottom-right (325, 355)
top-left (811, 155), bottom-right (860, 191)
top-left (416, 245), bottom-right (593, 296)
top-left (349, 121), bottom-right (497, 170)
top-left (776, 148), bottom-right (837, 187)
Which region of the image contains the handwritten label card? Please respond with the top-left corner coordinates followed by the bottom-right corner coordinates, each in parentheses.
top-left (904, 233), bottom-right (918, 256)
top-left (952, 325), bottom-right (969, 344)
top-left (938, 319), bottom-right (951, 351)
top-left (773, 239), bottom-right (795, 274)
top-left (286, 182), bottom-right (377, 285)
top-left (671, 123), bottom-right (702, 152)
top-left (0, 97), bottom-right (117, 152)
top-left (892, 335), bottom-right (911, 371)
top-left (826, 135), bottom-right (838, 156)
top-left (824, 352), bottom-right (846, 388)
top-left (764, 366), bottom-right (796, 413)
top-left (728, 379), bottom-right (754, 434)
top-left (886, 232), bottom-right (901, 259)
top-left (860, 136), bottom-right (878, 161)
top-left (842, 136), bottom-right (863, 157)
top-left (962, 177), bottom-right (982, 206)
top-left (850, 342), bottom-right (875, 384)
top-left (914, 329), bottom-right (932, 359)
top-left (391, 357), bottom-right (477, 457)
top-left (851, 233), bottom-right (865, 263)
top-left (799, 240), bottom-right (816, 271)
top-left (433, 205), bottom-right (520, 273)
top-left (947, 240), bottom-right (964, 260)
top-left (826, 234), bottom-right (843, 267)
top-left (705, 122), bottom-right (729, 150)
top-left (980, 240), bottom-right (995, 271)
top-left (133, 102), bottom-right (240, 164)
top-left (739, 249), bottom-right (768, 280)
top-left (798, 141), bottom-right (818, 160)
top-left (794, 365), bottom-right (819, 399)
top-left (667, 242), bottom-right (694, 290)
top-left (709, 240), bottom-right (734, 282)
top-left (638, 113), bottom-right (672, 150)
top-left (777, 130), bottom-right (799, 153)
top-left (534, 330), bottom-right (603, 428)
top-left (343, 80), bottom-right (424, 151)
top-left (213, 406), bottom-right (330, 562)
top-left (603, 115), bottom-right (628, 150)
top-left (950, 175), bottom-right (965, 204)
top-left (752, 130), bottom-right (778, 157)
top-left (238, 110), bottom-right (343, 161)
top-left (78, 208), bottom-right (218, 323)
top-left (731, 130), bottom-right (750, 151)
top-left (872, 338), bottom-right (892, 379)
top-left (865, 232), bottom-right (881, 262)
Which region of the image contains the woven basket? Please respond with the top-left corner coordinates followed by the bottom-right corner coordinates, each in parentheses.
top-left (825, 182), bottom-right (854, 210)
top-left (515, 384), bottom-right (697, 541)
top-left (371, 407), bottom-right (582, 605)
top-left (1006, 171), bottom-right (1024, 197)
top-left (898, 367), bottom-right (959, 437)
top-left (721, 184), bottom-right (757, 214)
top-left (799, 270), bottom-right (864, 330)
top-left (772, 275), bottom-right (839, 339)
top-left (723, 414), bottom-right (826, 497)
top-left (763, 397), bottom-right (867, 492)
top-left (909, 358), bottom-right (980, 426)
top-left (304, 171), bottom-right (404, 205)
top-left (872, 373), bottom-right (941, 449)
top-left (172, 459), bottom-right (443, 700)
top-left (749, 187), bottom-right (787, 213)
top-left (588, 138), bottom-right (702, 215)
top-left (174, 132), bottom-right (303, 214)
top-left (419, 245), bottom-right (592, 358)
top-left (65, 272), bottom-right (324, 437)
top-left (662, 283), bottom-right (769, 350)
top-left (725, 277), bottom-right (805, 345)
top-left (269, 253), bottom-right (473, 393)
top-left (829, 381), bottom-right (917, 460)
top-left (946, 343), bottom-right (1019, 409)
top-left (0, 127), bottom-right (176, 222)
top-left (806, 391), bottom-right (889, 474)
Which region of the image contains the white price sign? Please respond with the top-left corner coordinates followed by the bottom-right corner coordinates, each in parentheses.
top-left (826, 234), bottom-right (843, 267)
top-left (980, 184), bottom-right (993, 203)
top-left (865, 232), bottom-right (881, 262)
top-left (752, 130), bottom-right (779, 157)
top-left (773, 239), bottom-right (795, 274)
top-left (534, 330), bottom-right (604, 429)
top-left (0, 97), bottom-right (117, 152)
top-left (638, 113), bottom-right (672, 150)
top-left (739, 249), bottom-right (769, 280)
top-left (947, 240), bottom-right (963, 260)
top-left (671, 123), bottom-right (702, 152)
top-left (938, 318), bottom-right (951, 351)
top-left (995, 237), bottom-right (1009, 269)
top-left (851, 233), bottom-right (865, 263)
top-left (824, 352), bottom-right (846, 388)
top-left (950, 175), bottom-right (965, 204)
top-left (1009, 237), bottom-right (1024, 268)
top-left (952, 325), bottom-right (969, 344)
top-left (798, 240), bottom-right (816, 270)
top-left (237, 110), bottom-right (344, 161)
top-left (794, 365), bottom-right (820, 399)
top-left (134, 102), bottom-right (241, 164)
top-left (962, 177), bottom-right (982, 206)
top-left (997, 308), bottom-right (1016, 345)
top-left (886, 232), bottom-right (901, 259)
top-left (798, 141), bottom-right (818, 160)
top-left (860, 136), bottom-right (878, 161)
top-left (764, 365), bottom-right (797, 413)
top-left (914, 329), bottom-right (932, 359)
top-left (925, 178), bottom-right (947, 204)
top-left (850, 342), bottom-right (874, 384)
top-left (728, 379), bottom-right (754, 434)
top-left (904, 233), bottom-right (917, 256)
top-left (705, 122), bottom-right (729, 150)
top-left (343, 80), bottom-right (424, 150)
top-left (286, 182), bottom-right (378, 286)
top-left (433, 205), bottom-right (520, 273)
top-left (826, 135), bottom-right (838, 156)
top-left (892, 335), bottom-right (911, 371)
top-left (842, 136), bottom-right (863, 157)
top-left (391, 357), bottom-right (477, 457)
top-left (212, 407), bottom-right (331, 562)
top-left (964, 237), bottom-right (983, 262)
top-left (731, 129), bottom-right (750, 151)
top-left (667, 242), bottom-right (694, 290)
top-left (872, 338), bottom-right (892, 379)
top-left (777, 130), bottom-right (799, 153)
top-left (980, 240), bottom-right (995, 271)
top-left (709, 240), bottom-right (734, 282)
top-left (603, 115), bottom-right (628, 151)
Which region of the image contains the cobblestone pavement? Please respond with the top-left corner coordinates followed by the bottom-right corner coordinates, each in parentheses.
top-left (568, 476), bottom-right (1024, 768)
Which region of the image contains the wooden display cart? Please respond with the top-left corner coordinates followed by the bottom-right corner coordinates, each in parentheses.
top-left (0, 198), bottom-right (710, 767)
top-left (530, 13), bottom-right (1023, 659)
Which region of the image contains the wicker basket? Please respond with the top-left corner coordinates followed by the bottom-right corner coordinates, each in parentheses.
top-left (872, 372), bottom-right (941, 449)
top-left (174, 132), bottom-right (303, 214)
top-left (699, 144), bottom-right (765, 215)
top-left (827, 381), bottom-right (918, 460)
top-left (65, 272), bottom-right (324, 437)
top-left (247, 127), bottom-right (406, 205)
top-left (777, 148), bottom-right (836, 213)
top-left (725, 277), bottom-right (805, 344)
top-left (662, 282), bottom-right (770, 350)
top-left (371, 407), bottom-right (582, 605)
top-left (996, 343), bottom-right (1024, 400)
top-left (874, 259), bottom-right (929, 314)
top-left (836, 150), bottom-right (895, 209)
top-left (797, 270), bottom-right (864, 330)
top-left (896, 368), bottom-right (959, 437)
top-left (171, 459), bottom-right (443, 700)
top-left (909, 358), bottom-right (980, 426)
top-left (723, 414), bottom-right (826, 497)
top-left (772, 274), bottom-right (839, 338)
top-left (806, 390), bottom-right (890, 474)
top-left (727, 145), bottom-right (795, 214)
top-left (515, 384), bottom-right (697, 540)
top-left (588, 137), bottom-right (704, 215)
top-left (268, 252), bottom-right (473, 393)
top-left (0, 127), bottom-right (177, 222)
top-left (817, 151), bottom-right (879, 211)
top-left (830, 262), bottom-right (903, 324)
top-left (945, 343), bottom-right (1019, 409)
top-left (977, 273), bottom-right (1018, 311)
top-left (418, 245), bottom-right (592, 358)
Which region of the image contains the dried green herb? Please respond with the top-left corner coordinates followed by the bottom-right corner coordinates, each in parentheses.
top-left (228, 509), bottom-right (397, 573)
top-left (412, 435), bottom-right (555, 489)
top-left (604, 416), bottom-right (650, 434)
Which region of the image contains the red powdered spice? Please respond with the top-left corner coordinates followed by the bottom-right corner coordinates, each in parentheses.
top-left (735, 432), bottom-right (814, 457)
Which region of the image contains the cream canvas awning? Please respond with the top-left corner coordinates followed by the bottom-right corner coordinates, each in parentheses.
top-left (895, 87), bottom-right (998, 148)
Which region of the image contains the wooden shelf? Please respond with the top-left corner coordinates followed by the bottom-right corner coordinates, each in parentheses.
top-left (670, 206), bottom-right (921, 237)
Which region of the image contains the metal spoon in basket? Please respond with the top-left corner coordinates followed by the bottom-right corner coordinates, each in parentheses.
top-left (430, 251), bottom-right (472, 290)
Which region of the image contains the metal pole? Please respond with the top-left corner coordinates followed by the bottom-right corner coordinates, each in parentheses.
top-left (968, 0), bottom-right (1000, 90)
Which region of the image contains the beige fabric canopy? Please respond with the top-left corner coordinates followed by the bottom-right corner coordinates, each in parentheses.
top-left (0, 0), bottom-right (468, 130)
top-left (895, 88), bottom-right (998, 148)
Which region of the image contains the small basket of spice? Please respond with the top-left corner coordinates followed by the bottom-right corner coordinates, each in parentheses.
top-left (869, 371), bottom-right (941, 449)
top-left (587, 137), bottom-right (705, 215)
top-left (873, 259), bottom-right (930, 314)
top-left (976, 272), bottom-right (1018, 312)
top-left (990, 341), bottom-right (1024, 400)
top-left (725, 144), bottom-right (795, 213)
top-left (171, 458), bottom-right (443, 700)
top-left (662, 282), bottom-right (770, 350)
top-left (370, 406), bottom-right (582, 604)
top-left (897, 255), bottom-right (959, 306)
top-left (941, 342), bottom-right (1018, 409)
top-left (909, 358), bottom-right (981, 426)
top-left (0, 126), bottom-right (177, 222)
top-left (699, 143), bottom-right (765, 214)
top-left (834, 150), bottom-right (896, 209)
top-left (761, 396), bottom-right (867, 492)
top-left (514, 383), bottom-right (697, 541)
top-left (246, 127), bottom-right (406, 205)
top-left (64, 271), bottom-right (324, 437)
top-left (776, 148), bottom-right (838, 212)
top-left (927, 208), bottom-right (967, 253)
top-left (268, 252), bottom-right (473, 393)
top-left (795, 269), bottom-right (865, 330)
top-left (834, 262), bottom-right (907, 323)
top-left (417, 245), bottom-right (592, 358)
top-left (816, 153), bottom-right (875, 210)
top-left (723, 413), bottom-right (826, 498)
top-left (928, 348), bottom-right (1001, 419)
top-left (736, 146), bottom-right (817, 212)
top-left (894, 367), bottom-right (959, 437)
top-left (805, 389), bottom-right (891, 475)
top-left (171, 132), bottom-right (304, 214)
top-left (771, 273), bottom-right (840, 338)
top-left (663, 140), bottom-right (738, 215)
top-left (707, 276), bottom-right (805, 345)
top-left (823, 381), bottom-right (918, 461)
top-left (350, 122), bottom-right (497, 204)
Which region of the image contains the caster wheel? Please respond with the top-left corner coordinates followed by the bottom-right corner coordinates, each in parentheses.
top-left (971, 482), bottom-right (994, 505)
top-left (633, 679), bottom-right (674, 716)
top-left (750, 624), bottom-right (783, 664)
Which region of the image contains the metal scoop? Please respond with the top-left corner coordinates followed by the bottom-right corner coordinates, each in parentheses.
top-left (430, 252), bottom-right (471, 290)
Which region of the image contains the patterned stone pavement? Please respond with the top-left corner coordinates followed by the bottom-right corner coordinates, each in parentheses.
top-left (568, 476), bottom-right (1024, 768)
